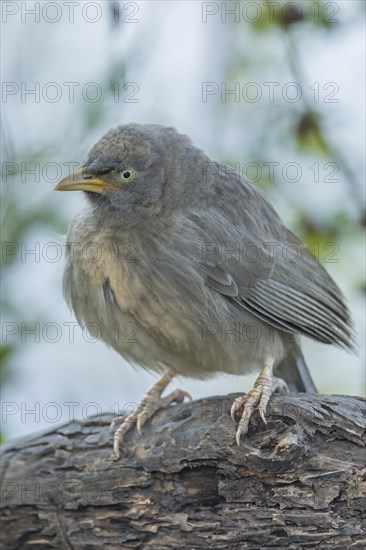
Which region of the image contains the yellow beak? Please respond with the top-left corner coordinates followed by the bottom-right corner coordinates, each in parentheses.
top-left (54, 168), bottom-right (119, 193)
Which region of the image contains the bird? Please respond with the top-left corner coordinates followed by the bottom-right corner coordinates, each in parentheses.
top-left (55, 123), bottom-right (356, 458)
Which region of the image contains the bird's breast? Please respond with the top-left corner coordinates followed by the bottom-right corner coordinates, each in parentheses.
top-left (64, 217), bottom-right (193, 345)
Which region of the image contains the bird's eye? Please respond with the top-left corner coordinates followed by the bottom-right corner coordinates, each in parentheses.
top-left (120, 168), bottom-right (136, 182)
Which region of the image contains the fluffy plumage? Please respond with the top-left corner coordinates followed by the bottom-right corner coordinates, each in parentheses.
top-left (61, 123), bottom-right (356, 396)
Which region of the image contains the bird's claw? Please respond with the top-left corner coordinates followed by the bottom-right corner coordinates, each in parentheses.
top-left (231, 375), bottom-right (288, 446)
top-left (259, 408), bottom-right (267, 425)
top-left (230, 395), bottom-right (246, 421)
top-left (111, 384), bottom-right (191, 458)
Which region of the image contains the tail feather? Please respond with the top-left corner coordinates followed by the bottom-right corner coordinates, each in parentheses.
top-left (275, 348), bottom-right (317, 394)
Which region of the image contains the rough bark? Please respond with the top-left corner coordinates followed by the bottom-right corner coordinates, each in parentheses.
top-left (1, 393), bottom-right (365, 549)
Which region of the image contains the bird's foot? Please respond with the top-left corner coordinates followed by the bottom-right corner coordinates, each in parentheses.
top-left (231, 360), bottom-right (288, 445)
top-left (110, 372), bottom-right (192, 458)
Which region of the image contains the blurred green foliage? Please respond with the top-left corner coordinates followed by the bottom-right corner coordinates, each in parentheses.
top-left (253, 0), bottom-right (339, 31)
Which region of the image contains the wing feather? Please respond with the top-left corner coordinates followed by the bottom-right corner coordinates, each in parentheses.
top-left (196, 167), bottom-right (356, 352)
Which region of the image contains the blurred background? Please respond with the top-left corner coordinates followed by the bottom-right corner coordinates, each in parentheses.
top-left (1, 0), bottom-right (365, 442)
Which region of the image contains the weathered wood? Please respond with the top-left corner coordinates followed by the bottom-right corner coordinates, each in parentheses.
top-left (1, 393), bottom-right (365, 549)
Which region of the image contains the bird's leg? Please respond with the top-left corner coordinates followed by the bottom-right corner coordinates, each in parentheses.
top-left (110, 371), bottom-right (191, 458)
top-left (230, 356), bottom-right (288, 445)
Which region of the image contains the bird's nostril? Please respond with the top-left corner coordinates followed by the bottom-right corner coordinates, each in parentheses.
top-left (82, 171), bottom-right (94, 180)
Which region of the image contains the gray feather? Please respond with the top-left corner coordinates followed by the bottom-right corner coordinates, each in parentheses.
top-left (60, 123), bottom-right (357, 394)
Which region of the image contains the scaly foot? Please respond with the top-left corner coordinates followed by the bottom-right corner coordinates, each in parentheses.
top-left (231, 358), bottom-right (288, 445)
top-left (110, 372), bottom-right (191, 458)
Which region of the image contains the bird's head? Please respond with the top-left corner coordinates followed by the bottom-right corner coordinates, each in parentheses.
top-left (55, 123), bottom-right (200, 227)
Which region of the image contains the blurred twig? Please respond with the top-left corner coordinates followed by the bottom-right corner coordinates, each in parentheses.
top-left (283, 28), bottom-right (365, 218)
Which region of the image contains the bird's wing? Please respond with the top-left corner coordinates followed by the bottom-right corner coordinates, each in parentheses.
top-left (196, 169), bottom-right (356, 351)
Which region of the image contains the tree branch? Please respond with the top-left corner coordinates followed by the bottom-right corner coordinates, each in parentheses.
top-left (1, 393), bottom-right (365, 549)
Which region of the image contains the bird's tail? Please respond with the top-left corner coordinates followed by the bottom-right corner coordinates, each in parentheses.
top-left (275, 347), bottom-right (318, 394)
